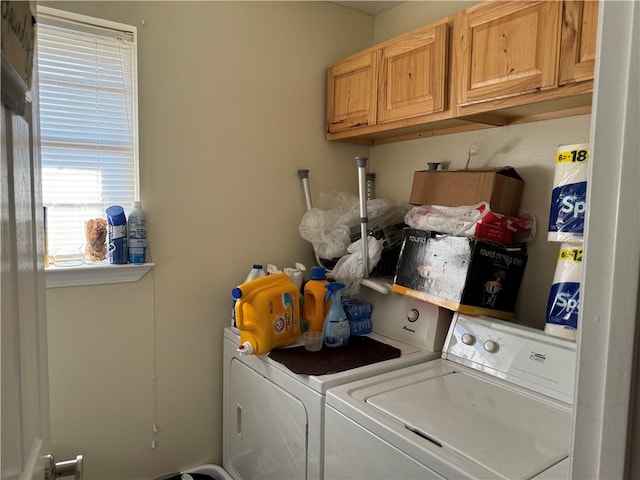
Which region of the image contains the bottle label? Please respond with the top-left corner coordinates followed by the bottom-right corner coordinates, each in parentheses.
top-left (231, 299), bottom-right (237, 328)
top-left (108, 224), bottom-right (128, 264)
top-left (128, 217), bottom-right (146, 264)
top-left (129, 218), bottom-right (147, 240)
top-left (324, 317), bottom-right (349, 346)
top-left (129, 238), bottom-right (146, 248)
top-left (109, 224), bottom-right (127, 239)
top-left (129, 248), bottom-right (146, 264)
top-left (274, 316), bottom-right (285, 333)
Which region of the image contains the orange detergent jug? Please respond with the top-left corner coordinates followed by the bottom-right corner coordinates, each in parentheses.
top-left (303, 266), bottom-right (330, 333)
top-left (233, 273), bottom-right (301, 355)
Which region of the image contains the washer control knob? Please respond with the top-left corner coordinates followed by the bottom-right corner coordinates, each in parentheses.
top-left (407, 309), bottom-right (419, 322)
top-left (484, 340), bottom-right (499, 353)
top-left (461, 333), bottom-right (475, 345)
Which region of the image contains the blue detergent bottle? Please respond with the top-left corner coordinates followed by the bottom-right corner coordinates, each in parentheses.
top-left (322, 282), bottom-right (350, 348)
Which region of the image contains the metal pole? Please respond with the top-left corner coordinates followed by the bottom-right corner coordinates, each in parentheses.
top-left (355, 156), bottom-right (369, 278)
top-left (297, 169), bottom-right (313, 210)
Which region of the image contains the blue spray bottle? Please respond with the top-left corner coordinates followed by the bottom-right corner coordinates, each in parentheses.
top-left (322, 282), bottom-right (350, 348)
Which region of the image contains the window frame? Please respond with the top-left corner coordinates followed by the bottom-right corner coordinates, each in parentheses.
top-left (37, 6), bottom-right (152, 288)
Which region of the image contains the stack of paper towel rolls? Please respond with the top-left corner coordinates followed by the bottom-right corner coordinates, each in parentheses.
top-left (545, 143), bottom-right (588, 341)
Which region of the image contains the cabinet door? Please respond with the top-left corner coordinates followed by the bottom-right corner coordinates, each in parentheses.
top-left (327, 50), bottom-right (379, 133)
top-left (377, 22), bottom-right (448, 124)
top-left (456, 1), bottom-right (561, 106)
top-left (559, 0), bottom-right (598, 85)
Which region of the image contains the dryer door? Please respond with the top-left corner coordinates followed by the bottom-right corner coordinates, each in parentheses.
top-left (227, 358), bottom-right (308, 479)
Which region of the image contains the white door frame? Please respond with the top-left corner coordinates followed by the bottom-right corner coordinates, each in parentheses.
top-left (1, 2), bottom-right (50, 478)
top-left (571, 0), bottom-right (640, 478)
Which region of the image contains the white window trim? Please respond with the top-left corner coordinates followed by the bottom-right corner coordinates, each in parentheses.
top-left (46, 263), bottom-right (154, 289)
top-left (37, 6), bottom-right (149, 288)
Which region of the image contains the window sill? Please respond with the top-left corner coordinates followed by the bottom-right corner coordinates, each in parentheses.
top-left (45, 263), bottom-right (154, 288)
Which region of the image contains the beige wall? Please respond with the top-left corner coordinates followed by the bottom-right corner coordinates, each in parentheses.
top-left (44, 1), bottom-right (593, 479)
top-left (44, 2), bottom-right (373, 479)
top-left (373, 0), bottom-right (479, 42)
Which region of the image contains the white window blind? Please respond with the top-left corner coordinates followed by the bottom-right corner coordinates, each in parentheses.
top-left (37, 8), bottom-right (138, 261)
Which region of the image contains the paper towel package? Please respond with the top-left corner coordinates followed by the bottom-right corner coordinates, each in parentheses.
top-left (392, 228), bottom-right (527, 320)
top-left (548, 144), bottom-right (589, 242)
top-left (545, 243), bottom-right (582, 341)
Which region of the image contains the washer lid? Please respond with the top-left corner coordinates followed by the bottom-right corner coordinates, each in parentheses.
top-left (367, 370), bottom-right (571, 479)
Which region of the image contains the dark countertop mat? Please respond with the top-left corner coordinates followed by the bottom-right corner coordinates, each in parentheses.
top-left (268, 335), bottom-right (401, 375)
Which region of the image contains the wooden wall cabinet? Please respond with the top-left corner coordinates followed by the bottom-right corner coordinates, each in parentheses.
top-left (455, 1), bottom-right (562, 107)
top-left (326, 50), bottom-right (379, 133)
top-left (454, 0), bottom-right (598, 120)
top-left (327, 19), bottom-right (452, 140)
top-left (559, 0), bottom-right (598, 85)
top-left (377, 21), bottom-right (448, 124)
top-left (327, 0), bottom-right (599, 145)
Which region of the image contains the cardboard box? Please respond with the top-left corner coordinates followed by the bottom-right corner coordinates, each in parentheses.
top-left (391, 229), bottom-right (527, 320)
top-left (409, 167), bottom-right (524, 215)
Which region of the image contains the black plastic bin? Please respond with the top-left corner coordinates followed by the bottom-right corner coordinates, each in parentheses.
top-left (156, 464), bottom-right (232, 480)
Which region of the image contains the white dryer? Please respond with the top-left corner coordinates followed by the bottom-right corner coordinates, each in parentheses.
top-left (222, 289), bottom-right (452, 480)
top-left (324, 313), bottom-right (577, 479)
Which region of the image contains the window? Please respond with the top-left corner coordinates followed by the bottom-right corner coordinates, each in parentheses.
top-left (37, 7), bottom-right (139, 265)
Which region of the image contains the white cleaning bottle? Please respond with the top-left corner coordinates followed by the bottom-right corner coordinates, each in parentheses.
top-left (322, 282), bottom-right (350, 348)
top-left (245, 264), bottom-right (266, 283)
top-left (128, 201), bottom-right (147, 264)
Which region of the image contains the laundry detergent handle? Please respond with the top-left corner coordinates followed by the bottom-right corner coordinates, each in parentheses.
top-left (322, 282), bottom-right (350, 348)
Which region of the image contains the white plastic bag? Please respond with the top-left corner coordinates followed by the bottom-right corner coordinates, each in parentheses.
top-left (298, 207), bottom-right (351, 259)
top-left (298, 191), bottom-right (396, 260)
top-left (331, 236), bottom-right (383, 297)
top-left (405, 202), bottom-right (535, 243)
top-left (404, 202), bottom-right (489, 235)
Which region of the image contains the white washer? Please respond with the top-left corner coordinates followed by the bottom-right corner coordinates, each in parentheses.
top-left (324, 313), bottom-right (577, 479)
top-left (222, 289), bottom-right (453, 480)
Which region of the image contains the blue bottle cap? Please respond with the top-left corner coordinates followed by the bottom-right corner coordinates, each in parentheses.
top-left (106, 205), bottom-right (126, 226)
top-left (310, 266), bottom-right (327, 281)
top-left (232, 287), bottom-right (243, 300)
